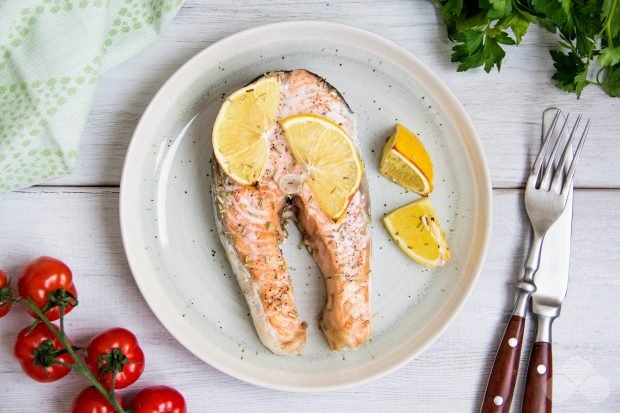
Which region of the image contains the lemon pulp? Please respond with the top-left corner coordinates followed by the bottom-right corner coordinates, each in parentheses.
top-left (212, 76), bottom-right (281, 186)
top-left (383, 198), bottom-right (450, 268)
top-left (380, 123), bottom-right (433, 196)
top-left (280, 114), bottom-right (363, 221)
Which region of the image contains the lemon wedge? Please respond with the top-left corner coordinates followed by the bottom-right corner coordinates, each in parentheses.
top-left (383, 198), bottom-right (450, 268)
top-left (212, 76), bottom-right (281, 186)
top-left (280, 114), bottom-right (363, 221)
top-left (380, 123), bottom-right (433, 196)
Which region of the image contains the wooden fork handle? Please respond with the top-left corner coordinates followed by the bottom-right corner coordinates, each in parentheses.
top-left (481, 315), bottom-right (526, 413)
top-left (523, 342), bottom-right (552, 413)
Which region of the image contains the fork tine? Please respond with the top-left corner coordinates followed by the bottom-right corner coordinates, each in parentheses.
top-left (531, 110), bottom-right (561, 178)
top-left (540, 113), bottom-right (570, 190)
top-left (561, 118), bottom-right (590, 194)
top-left (550, 115), bottom-right (581, 191)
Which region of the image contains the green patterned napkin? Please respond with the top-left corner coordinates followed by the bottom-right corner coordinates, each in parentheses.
top-left (0, 0), bottom-right (183, 193)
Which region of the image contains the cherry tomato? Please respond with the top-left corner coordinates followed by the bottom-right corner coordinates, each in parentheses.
top-left (14, 322), bottom-right (74, 382)
top-left (18, 256), bottom-right (77, 321)
top-left (129, 386), bottom-right (187, 413)
top-left (0, 269), bottom-right (12, 317)
top-left (85, 328), bottom-right (145, 390)
top-left (71, 387), bottom-right (123, 413)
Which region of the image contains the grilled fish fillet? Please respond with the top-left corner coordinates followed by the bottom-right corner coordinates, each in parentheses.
top-left (212, 69), bottom-right (371, 355)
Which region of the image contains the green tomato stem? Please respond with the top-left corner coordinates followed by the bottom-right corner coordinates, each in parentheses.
top-left (20, 299), bottom-right (126, 413)
top-left (110, 368), bottom-right (117, 406)
top-left (59, 304), bottom-right (65, 338)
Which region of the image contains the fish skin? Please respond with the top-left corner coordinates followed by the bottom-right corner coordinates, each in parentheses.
top-left (212, 69), bottom-right (371, 355)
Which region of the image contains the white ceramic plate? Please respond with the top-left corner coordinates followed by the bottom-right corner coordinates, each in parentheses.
top-left (120, 21), bottom-right (492, 392)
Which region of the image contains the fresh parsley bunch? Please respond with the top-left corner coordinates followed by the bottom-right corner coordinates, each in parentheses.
top-left (433, 0), bottom-right (620, 98)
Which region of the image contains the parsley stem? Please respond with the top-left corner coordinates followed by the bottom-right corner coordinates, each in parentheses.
top-left (606, 0), bottom-right (617, 49)
top-left (589, 32), bottom-right (603, 63)
top-left (596, 67), bottom-right (606, 85)
top-left (559, 33), bottom-right (580, 57)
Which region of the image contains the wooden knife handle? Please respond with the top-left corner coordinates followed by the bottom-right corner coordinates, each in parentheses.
top-left (523, 342), bottom-right (552, 413)
top-left (481, 315), bottom-right (526, 413)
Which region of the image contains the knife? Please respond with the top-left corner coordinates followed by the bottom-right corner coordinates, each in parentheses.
top-left (522, 108), bottom-right (574, 413)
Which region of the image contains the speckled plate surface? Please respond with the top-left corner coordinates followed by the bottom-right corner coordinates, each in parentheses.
top-left (120, 21), bottom-right (492, 392)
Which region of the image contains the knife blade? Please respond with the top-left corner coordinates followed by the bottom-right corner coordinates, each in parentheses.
top-left (533, 108), bottom-right (573, 321)
top-left (522, 108), bottom-right (574, 413)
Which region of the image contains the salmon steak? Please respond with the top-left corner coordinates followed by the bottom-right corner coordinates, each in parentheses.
top-left (212, 69), bottom-right (371, 355)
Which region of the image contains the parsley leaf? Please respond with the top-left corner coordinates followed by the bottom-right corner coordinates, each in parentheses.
top-left (602, 65), bottom-right (620, 96)
top-left (598, 47), bottom-right (620, 67)
top-left (451, 27), bottom-right (515, 72)
top-left (483, 36), bottom-right (508, 71)
top-left (441, 0), bottom-right (464, 18)
top-left (485, 0), bottom-right (513, 19)
top-left (498, 10), bottom-right (534, 43)
top-left (550, 50), bottom-right (588, 97)
top-left (532, 0), bottom-right (571, 26)
top-left (452, 29), bottom-right (485, 71)
top-left (433, 0), bottom-right (620, 98)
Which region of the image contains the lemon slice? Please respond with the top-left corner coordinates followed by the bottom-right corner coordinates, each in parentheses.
top-left (380, 123), bottom-right (433, 196)
top-left (280, 114), bottom-right (363, 221)
top-left (212, 76), bottom-right (281, 185)
top-left (383, 198), bottom-right (450, 268)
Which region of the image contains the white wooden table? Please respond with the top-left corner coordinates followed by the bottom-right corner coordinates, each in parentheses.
top-left (1, 1), bottom-right (619, 412)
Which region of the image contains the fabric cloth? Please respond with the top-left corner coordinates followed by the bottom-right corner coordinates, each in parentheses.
top-left (0, 0), bottom-right (184, 192)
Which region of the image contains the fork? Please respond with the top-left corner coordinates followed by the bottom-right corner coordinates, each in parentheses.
top-left (480, 110), bottom-right (590, 413)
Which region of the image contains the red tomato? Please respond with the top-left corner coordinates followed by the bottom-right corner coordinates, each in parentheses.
top-left (0, 269), bottom-right (12, 317)
top-left (71, 387), bottom-right (123, 413)
top-left (14, 322), bottom-right (74, 382)
top-left (129, 386), bottom-right (187, 413)
top-left (18, 256), bottom-right (77, 321)
top-left (85, 328), bottom-right (145, 390)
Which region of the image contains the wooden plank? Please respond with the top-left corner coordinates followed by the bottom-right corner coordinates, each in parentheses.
top-left (43, 0), bottom-right (619, 188)
top-left (0, 187), bottom-right (618, 412)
